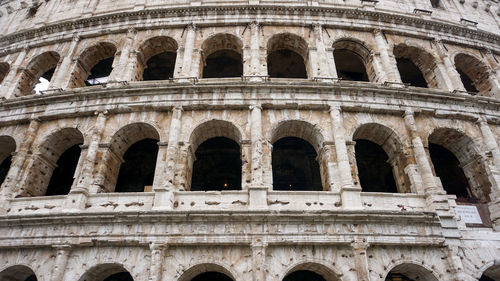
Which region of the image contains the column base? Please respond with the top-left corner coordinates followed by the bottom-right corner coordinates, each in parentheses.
top-left (341, 186), bottom-right (363, 210)
top-left (152, 186), bottom-right (175, 210)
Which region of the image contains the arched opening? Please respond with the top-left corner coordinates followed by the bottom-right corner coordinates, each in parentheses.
top-left (332, 39), bottom-right (373, 82)
top-left (385, 263), bottom-right (438, 281)
top-left (77, 263), bottom-right (133, 281)
top-left (480, 264), bottom-right (500, 281)
top-left (394, 44), bottom-right (441, 88)
top-left (353, 123), bottom-right (409, 193)
top-left (430, 0), bottom-right (441, 8)
top-left (191, 137), bottom-right (241, 191)
top-left (70, 42), bottom-right (116, 88)
top-left (178, 264), bottom-right (236, 281)
top-left (115, 139), bottom-right (159, 192)
top-left (191, 272), bottom-right (234, 281)
top-left (267, 33), bottom-right (309, 78)
top-left (0, 136), bottom-right (16, 186)
top-left (0, 265), bottom-right (38, 281)
top-left (0, 62), bottom-right (9, 85)
top-left (201, 34), bottom-right (243, 78)
top-left (284, 270), bottom-right (326, 281)
top-left (45, 144), bottom-right (81, 196)
top-left (428, 128), bottom-right (491, 203)
top-left (454, 53), bottom-right (492, 95)
top-left (20, 128), bottom-right (83, 197)
top-left (16, 51), bottom-right (60, 96)
top-left (107, 123), bottom-right (160, 193)
top-left (283, 263), bottom-right (340, 281)
top-left (272, 137), bottom-right (322, 191)
top-left (138, 36), bottom-right (178, 81)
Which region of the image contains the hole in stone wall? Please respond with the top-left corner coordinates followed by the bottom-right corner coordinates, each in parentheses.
top-left (267, 49), bottom-right (307, 78)
top-left (191, 272), bottom-right (233, 281)
top-left (115, 138), bottom-right (158, 192)
top-left (143, 51), bottom-right (176, 80)
top-left (102, 272), bottom-right (134, 281)
top-left (45, 143), bottom-right (82, 196)
top-left (272, 137), bottom-right (322, 191)
top-left (396, 58), bottom-right (428, 88)
top-left (454, 53), bottom-right (491, 95)
top-left (191, 137), bottom-right (241, 191)
top-left (284, 270), bottom-right (326, 281)
top-left (333, 49), bottom-right (369, 81)
top-left (0, 155), bottom-right (12, 185)
top-left (202, 50), bottom-right (242, 78)
top-left (429, 143), bottom-right (471, 200)
top-left (85, 57), bottom-right (114, 86)
top-left (355, 140), bottom-right (397, 193)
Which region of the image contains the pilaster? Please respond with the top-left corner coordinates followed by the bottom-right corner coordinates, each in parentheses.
top-left (49, 34), bottom-right (81, 89)
top-left (251, 238), bottom-right (267, 281)
top-left (149, 243), bottom-right (166, 281)
top-left (51, 244), bottom-right (72, 281)
top-left (4, 47), bottom-right (29, 99)
top-left (373, 29), bottom-right (402, 84)
top-left (180, 24), bottom-right (197, 79)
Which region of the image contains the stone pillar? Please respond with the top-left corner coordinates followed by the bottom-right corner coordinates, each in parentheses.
top-left (249, 105), bottom-right (268, 209)
top-left (250, 22), bottom-right (262, 78)
top-left (251, 238), bottom-right (267, 281)
top-left (369, 52), bottom-right (386, 84)
top-left (4, 47), bottom-right (29, 99)
top-left (0, 118), bottom-right (40, 199)
top-left (109, 28), bottom-right (136, 83)
top-left (180, 24), bottom-right (196, 78)
top-left (478, 116), bottom-right (500, 169)
top-left (434, 39), bottom-right (466, 92)
top-left (487, 69), bottom-right (500, 99)
top-left (329, 105), bottom-right (362, 209)
top-left (49, 35), bottom-right (80, 90)
top-left (434, 57), bottom-right (456, 92)
top-left (152, 142), bottom-right (169, 190)
top-left (325, 48), bottom-right (338, 79)
top-left (373, 29), bottom-right (402, 84)
top-left (312, 24), bottom-right (330, 78)
top-left (317, 142), bottom-right (337, 191)
top-left (351, 241), bottom-right (370, 281)
top-left (308, 47), bottom-right (318, 79)
top-left (51, 245), bottom-right (72, 281)
top-left (149, 243), bottom-right (166, 281)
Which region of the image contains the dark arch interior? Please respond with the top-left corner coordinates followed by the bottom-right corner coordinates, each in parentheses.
top-left (115, 138), bottom-right (158, 192)
top-left (191, 137), bottom-right (241, 191)
top-left (385, 272), bottom-right (415, 281)
top-left (430, 0), bottom-right (440, 8)
top-left (85, 57), bottom-right (114, 86)
top-left (143, 51), bottom-right (176, 81)
top-left (456, 68), bottom-right (479, 93)
top-left (191, 271), bottom-right (233, 281)
top-left (102, 272), bottom-right (134, 281)
top-left (333, 49), bottom-right (368, 81)
top-left (355, 139), bottom-right (397, 193)
top-left (202, 50), bottom-right (242, 78)
top-left (24, 276), bottom-right (37, 281)
top-left (272, 137), bottom-right (322, 191)
top-left (428, 143), bottom-right (471, 200)
top-left (45, 144), bottom-right (82, 196)
top-left (284, 270), bottom-right (326, 281)
top-left (396, 58), bottom-right (428, 88)
top-left (0, 155), bottom-right (12, 185)
top-left (267, 49), bottom-right (307, 79)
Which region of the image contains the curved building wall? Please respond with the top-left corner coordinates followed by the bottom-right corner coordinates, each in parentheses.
top-left (0, 0), bottom-right (499, 280)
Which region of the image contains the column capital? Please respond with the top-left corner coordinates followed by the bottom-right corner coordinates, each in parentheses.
top-left (249, 21), bottom-right (260, 29)
top-left (373, 28), bottom-right (384, 35)
top-left (52, 244), bottom-right (72, 251)
top-left (149, 242), bottom-right (167, 252)
top-left (187, 22), bottom-right (197, 31)
top-left (94, 109), bottom-right (109, 116)
top-left (71, 33), bottom-right (81, 42)
top-left (249, 104), bottom-right (262, 111)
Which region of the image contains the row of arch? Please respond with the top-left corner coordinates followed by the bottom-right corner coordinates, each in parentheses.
top-left (0, 32), bottom-right (496, 96)
top-left (0, 118), bottom-right (491, 204)
top-left (1, 260), bottom-right (498, 281)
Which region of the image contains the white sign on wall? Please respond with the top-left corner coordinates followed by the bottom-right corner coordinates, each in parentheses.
top-left (456, 205), bottom-right (483, 224)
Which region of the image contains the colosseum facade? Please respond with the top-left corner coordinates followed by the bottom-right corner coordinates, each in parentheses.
top-left (0, 0), bottom-right (499, 280)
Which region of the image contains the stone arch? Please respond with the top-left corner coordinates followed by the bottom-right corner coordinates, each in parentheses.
top-left (137, 36), bottom-right (178, 81)
top-left (332, 38), bottom-right (375, 82)
top-left (0, 135), bottom-right (16, 185)
top-left (177, 263), bottom-right (236, 281)
top-left (0, 265), bottom-right (37, 281)
top-left (15, 51), bottom-right (60, 96)
top-left (453, 52), bottom-right (492, 95)
top-left (267, 33), bottom-right (309, 78)
top-left (478, 261), bottom-right (500, 281)
top-left (271, 120), bottom-right (324, 191)
top-left (20, 127), bottom-right (84, 197)
top-left (70, 41), bottom-right (117, 88)
top-left (101, 122), bottom-right (160, 193)
top-left (384, 262), bottom-right (439, 281)
top-left (428, 127), bottom-right (491, 202)
top-left (352, 123), bottom-right (410, 193)
top-left (200, 33), bottom-right (243, 78)
top-left (77, 263), bottom-right (134, 281)
top-left (393, 43), bottom-right (442, 89)
top-left (0, 62), bottom-right (9, 85)
top-left (188, 120), bottom-right (243, 191)
top-left (281, 261), bottom-right (342, 281)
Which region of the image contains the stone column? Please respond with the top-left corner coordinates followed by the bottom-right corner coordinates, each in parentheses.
top-left (486, 69), bottom-right (500, 99)
top-left (108, 28), bottom-right (136, 83)
top-left (180, 24), bottom-right (196, 78)
top-left (149, 243), bottom-right (166, 281)
top-left (329, 105), bottom-right (362, 209)
top-left (434, 56), bottom-right (456, 92)
top-left (0, 118), bottom-right (40, 199)
top-left (4, 47), bottom-right (29, 99)
top-left (368, 53), bottom-right (386, 84)
top-left (49, 35), bottom-right (80, 90)
top-left (351, 241), bottom-right (370, 281)
top-left (433, 39), bottom-right (466, 92)
top-left (312, 24), bottom-right (330, 78)
top-left (325, 48), bottom-right (338, 79)
top-left (373, 29), bottom-right (402, 84)
top-left (250, 22), bottom-right (262, 78)
top-left (251, 238), bottom-right (267, 281)
top-left (478, 116), bottom-right (500, 169)
top-left (308, 47), bottom-right (318, 79)
top-left (51, 245), bottom-right (72, 281)
top-left (249, 105), bottom-right (268, 209)
top-left (317, 142), bottom-right (337, 191)
top-left (152, 142), bottom-right (169, 190)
